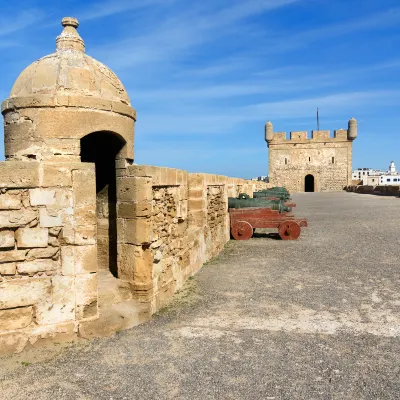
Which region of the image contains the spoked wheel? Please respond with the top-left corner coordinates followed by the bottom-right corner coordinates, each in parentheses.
top-left (231, 221), bottom-right (253, 240)
top-left (278, 220), bottom-right (301, 240)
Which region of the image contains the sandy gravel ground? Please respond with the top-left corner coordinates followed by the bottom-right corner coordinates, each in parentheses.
top-left (0, 192), bottom-right (399, 399)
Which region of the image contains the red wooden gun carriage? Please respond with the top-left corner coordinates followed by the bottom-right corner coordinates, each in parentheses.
top-left (228, 193), bottom-right (307, 241)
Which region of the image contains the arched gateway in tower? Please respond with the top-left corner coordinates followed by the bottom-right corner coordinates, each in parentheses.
top-left (304, 174), bottom-right (315, 192)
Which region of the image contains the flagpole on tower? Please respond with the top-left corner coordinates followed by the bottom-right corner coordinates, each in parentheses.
top-left (317, 107), bottom-right (320, 131)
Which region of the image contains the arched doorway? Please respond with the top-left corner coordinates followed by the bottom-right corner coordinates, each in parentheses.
top-left (81, 132), bottom-right (126, 278)
top-left (305, 174), bottom-right (315, 192)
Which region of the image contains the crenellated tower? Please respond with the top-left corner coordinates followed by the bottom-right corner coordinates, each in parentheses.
top-left (265, 118), bottom-right (357, 192)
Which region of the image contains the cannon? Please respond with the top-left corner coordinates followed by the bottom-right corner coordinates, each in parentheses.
top-left (228, 195), bottom-right (291, 213)
top-left (228, 194), bottom-right (307, 241)
top-left (253, 187), bottom-right (290, 199)
top-left (253, 189), bottom-right (295, 207)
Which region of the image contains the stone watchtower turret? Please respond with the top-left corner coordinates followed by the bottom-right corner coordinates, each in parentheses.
top-left (265, 118), bottom-right (357, 192)
top-left (2, 17), bottom-right (136, 163)
top-left (0, 17), bottom-right (138, 350)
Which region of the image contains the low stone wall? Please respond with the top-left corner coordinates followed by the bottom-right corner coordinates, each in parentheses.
top-left (0, 160), bottom-right (270, 354)
top-left (115, 164), bottom-right (269, 311)
top-left (345, 185), bottom-right (400, 196)
top-left (0, 161), bottom-right (98, 354)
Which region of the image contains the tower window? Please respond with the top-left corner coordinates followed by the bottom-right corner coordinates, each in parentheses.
top-left (309, 157), bottom-right (311, 162)
top-left (285, 158), bottom-right (287, 165)
top-left (332, 157), bottom-right (335, 164)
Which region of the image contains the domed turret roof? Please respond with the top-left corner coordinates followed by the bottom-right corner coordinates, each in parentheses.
top-left (9, 17), bottom-right (131, 106)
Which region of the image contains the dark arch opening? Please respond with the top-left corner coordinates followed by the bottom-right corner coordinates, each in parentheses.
top-left (81, 132), bottom-right (125, 278)
top-left (305, 174), bottom-right (315, 192)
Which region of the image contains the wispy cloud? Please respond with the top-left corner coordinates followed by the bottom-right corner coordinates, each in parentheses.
top-left (260, 7), bottom-right (400, 52)
top-left (135, 89), bottom-right (400, 136)
top-left (0, 0), bottom-right (399, 173)
top-left (79, 0), bottom-right (174, 21)
top-left (91, 0), bottom-right (304, 70)
top-left (244, 90), bottom-right (400, 119)
top-left (0, 9), bottom-right (44, 37)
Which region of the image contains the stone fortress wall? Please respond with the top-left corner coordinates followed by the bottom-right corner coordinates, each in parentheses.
top-left (265, 119), bottom-right (357, 193)
top-left (0, 17), bottom-right (270, 354)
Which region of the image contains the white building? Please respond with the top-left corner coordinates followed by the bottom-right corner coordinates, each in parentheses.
top-left (352, 168), bottom-right (384, 182)
top-left (361, 161), bottom-right (400, 186)
top-left (251, 176), bottom-right (269, 182)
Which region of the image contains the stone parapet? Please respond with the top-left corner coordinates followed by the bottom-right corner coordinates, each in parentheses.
top-left (115, 164), bottom-right (269, 312)
top-left (345, 185), bottom-right (400, 197)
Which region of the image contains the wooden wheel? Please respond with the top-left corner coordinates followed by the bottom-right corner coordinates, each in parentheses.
top-left (278, 221), bottom-right (301, 240)
top-left (231, 221), bottom-right (253, 240)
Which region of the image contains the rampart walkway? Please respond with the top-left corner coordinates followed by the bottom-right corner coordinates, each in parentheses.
top-left (1, 192), bottom-right (399, 399)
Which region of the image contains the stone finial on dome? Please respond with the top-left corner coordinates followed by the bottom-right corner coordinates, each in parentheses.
top-left (56, 17), bottom-right (85, 52)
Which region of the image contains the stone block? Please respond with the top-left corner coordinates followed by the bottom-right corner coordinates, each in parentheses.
top-left (0, 278), bottom-right (52, 309)
top-left (0, 263), bottom-right (16, 275)
top-left (32, 107), bottom-right (133, 141)
top-left (0, 231), bottom-right (15, 249)
top-left (41, 138), bottom-right (81, 157)
top-left (73, 204), bottom-right (96, 226)
top-left (0, 331), bottom-right (29, 355)
top-left (126, 164), bottom-right (155, 178)
top-left (16, 227), bottom-right (48, 248)
top-left (117, 244), bottom-right (153, 285)
top-left (75, 245), bottom-right (97, 274)
top-left (123, 218), bottom-right (152, 245)
top-left (111, 100), bottom-right (136, 118)
top-left (39, 208), bottom-right (63, 228)
top-left (189, 188), bottom-right (204, 199)
top-left (29, 188), bottom-right (56, 206)
top-left (177, 200), bottom-right (188, 220)
top-left (117, 244), bottom-right (137, 282)
top-left (167, 168), bottom-right (178, 185)
top-left (0, 250), bottom-right (26, 263)
top-left (178, 185), bottom-right (188, 201)
top-left (72, 168), bottom-right (96, 208)
top-left (35, 276), bottom-right (75, 324)
top-left (116, 177), bottom-right (152, 202)
top-left (17, 259), bottom-right (58, 275)
top-left (75, 273), bottom-right (98, 320)
top-left (188, 173), bottom-right (205, 189)
top-left (0, 306), bottom-right (33, 331)
top-left (117, 201), bottom-right (152, 218)
top-left (62, 245), bottom-right (97, 275)
top-left (61, 246), bottom-right (74, 276)
top-left (26, 247), bottom-right (59, 261)
top-left (0, 209), bottom-right (38, 228)
top-left (0, 161), bottom-right (39, 188)
top-left (0, 193), bottom-right (21, 210)
top-left (188, 210), bottom-right (207, 227)
top-left (188, 198), bottom-right (206, 211)
top-left (40, 163), bottom-right (73, 187)
top-left (61, 224), bottom-right (96, 246)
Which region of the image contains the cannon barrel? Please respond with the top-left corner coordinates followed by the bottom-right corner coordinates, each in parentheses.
top-left (228, 197), bottom-right (291, 213)
top-left (256, 187), bottom-right (289, 194)
top-left (253, 191), bottom-right (291, 200)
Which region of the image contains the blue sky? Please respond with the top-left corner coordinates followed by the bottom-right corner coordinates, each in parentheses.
top-left (0, 0), bottom-right (399, 178)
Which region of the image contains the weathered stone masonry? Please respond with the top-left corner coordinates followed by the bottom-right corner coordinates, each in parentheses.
top-left (0, 17), bottom-right (269, 354)
top-left (0, 162), bottom-right (97, 353)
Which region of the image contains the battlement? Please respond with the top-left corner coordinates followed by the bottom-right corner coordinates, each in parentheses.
top-left (264, 118), bottom-right (357, 145)
top-left (270, 129), bottom-right (348, 142)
